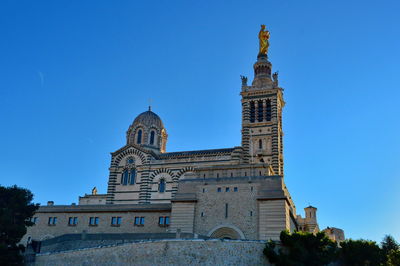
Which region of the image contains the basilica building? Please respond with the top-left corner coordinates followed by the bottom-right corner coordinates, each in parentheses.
top-left (23, 26), bottom-right (343, 245)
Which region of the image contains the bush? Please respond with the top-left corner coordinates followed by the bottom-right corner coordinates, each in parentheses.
top-left (263, 230), bottom-right (338, 266)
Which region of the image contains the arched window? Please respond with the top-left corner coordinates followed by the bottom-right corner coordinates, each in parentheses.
top-left (129, 169), bottom-right (136, 185)
top-left (159, 179), bottom-right (166, 193)
top-left (121, 170), bottom-right (129, 185)
top-left (258, 100), bottom-right (263, 122)
top-left (250, 101), bottom-right (255, 123)
top-left (258, 139), bottom-right (263, 149)
top-left (149, 131), bottom-right (155, 145)
top-left (266, 99), bottom-right (272, 121)
top-left (137, 129), bottom-right (142, 144)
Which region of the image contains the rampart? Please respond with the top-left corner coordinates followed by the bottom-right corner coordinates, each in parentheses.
top-left (33, 239), bottom-right (270, 266)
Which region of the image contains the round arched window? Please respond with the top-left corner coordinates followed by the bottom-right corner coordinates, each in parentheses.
top-left (149, 131), bottom-right (155, 145)
top-left (158, 179), bottom-right (166, 193)
top-left (137, 129), bottom-right (142, 144)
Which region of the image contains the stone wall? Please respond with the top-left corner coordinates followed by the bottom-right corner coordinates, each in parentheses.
top-left (22, 205), bottom-right (171, 244)
top-left (194, 181), bottom-right (259, 239)
top-left (33, 239), bottom-right (271, 266)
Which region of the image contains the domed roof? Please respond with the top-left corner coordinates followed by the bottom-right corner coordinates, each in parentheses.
top-left (132, 107), bottom-right (164, 129)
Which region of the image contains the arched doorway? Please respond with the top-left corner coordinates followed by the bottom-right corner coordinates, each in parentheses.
top-left (208, 225), bottom-right (245, 240)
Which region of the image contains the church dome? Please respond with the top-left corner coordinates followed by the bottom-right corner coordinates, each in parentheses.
top-left (132, 108), bottom-right (164, 129)
top-left (126, 107), bottom-right (168, 153)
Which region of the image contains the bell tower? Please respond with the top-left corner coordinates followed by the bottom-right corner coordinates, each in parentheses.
top-left (240, 25), bottom-right (285, 176)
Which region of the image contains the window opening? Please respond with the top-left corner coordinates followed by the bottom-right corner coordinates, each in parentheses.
top-left (158, 216), bottom-right (170, 226)
top-left (137, 129), bottom-right (142, 144)
top-left (258, 100), bottom-right (263, 122)
top-left (266, 99), bottom-right (272, 121)
top-left (89, 217), bottom-right (99, 226)
top-left (150, 131), bottom-right (155, 145)
top-left (68, 217), bottom-right (78, 226)
top-left (122, 170), bottom-right (129, 185)
top-left (250, 101), bottom-right (255, 123)
top-left (134, 216), bottom-right (145, 226)
top-left (111, 217), bottom-right (122, 226)
top-left (129, 169), bottom-right (136, 185)
top-left (159, 179), bottom-right (166, 193)
top-left (48, 217), bottom-right (57, 225)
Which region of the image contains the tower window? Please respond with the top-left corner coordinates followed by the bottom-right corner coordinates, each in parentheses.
top-left (250, 101), bottom-right (255, 123)
top-left (258, 100), bottom-right (263, 122)
top-left (259, 139), bottom-right (263, 149)
top-left (137, 129), bottom-right (142, 144)
top-left (121, 170), bottom-right (129, 185)
top-left (266, 99), bottom-right (272, 121)
top-left (149, 131), bottom-right (155, 145)
top-left (129, 169), bottom-right (136, 185)
top-left (159, 179), bottom-right (166, 193)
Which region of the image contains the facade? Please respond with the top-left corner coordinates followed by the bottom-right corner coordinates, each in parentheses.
top-left (23, 27), bottom-right (343, 245)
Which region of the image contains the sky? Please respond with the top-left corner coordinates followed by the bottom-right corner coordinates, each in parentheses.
top-left (1, 0), bottom-right (399, 243)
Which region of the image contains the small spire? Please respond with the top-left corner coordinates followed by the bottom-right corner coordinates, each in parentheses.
top-left (148, 98), bottom-right (153, 111)
top-left (148, 106), bottom-right (151, 111)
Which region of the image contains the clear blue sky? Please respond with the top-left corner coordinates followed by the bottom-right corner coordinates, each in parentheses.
top-left (1, 0), bottom-right (399, 243)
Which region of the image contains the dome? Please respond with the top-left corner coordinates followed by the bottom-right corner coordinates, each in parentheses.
top-left (127, 107), bottom-right (168, 153)
top-left (132, 107), bottom-right (164, 129)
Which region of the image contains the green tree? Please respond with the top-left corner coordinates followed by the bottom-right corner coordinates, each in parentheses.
top-left (381, 235), bottom-right (399, 265)
top-left (0, 185), bottom-right (39, 266)
top-left (263, 230), bottom-right (338, 266)
top-left (380, 235), bottom-right (400, 266)
top-left (386, 249), bottom-right (400, 266)
top-left (338, 239), bottom-right (382, 266)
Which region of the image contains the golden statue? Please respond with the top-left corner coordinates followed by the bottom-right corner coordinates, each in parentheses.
top-left (92, 187), bottom-right (97, 195)
top-left (258, 25), bottom-right (270, 55)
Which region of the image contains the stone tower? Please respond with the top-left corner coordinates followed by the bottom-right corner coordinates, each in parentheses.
top-left (241, 52), bottom-right (285, 176)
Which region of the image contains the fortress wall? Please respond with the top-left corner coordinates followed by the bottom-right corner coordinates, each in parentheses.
top-left (34, 239), bottom-right (271, 266)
